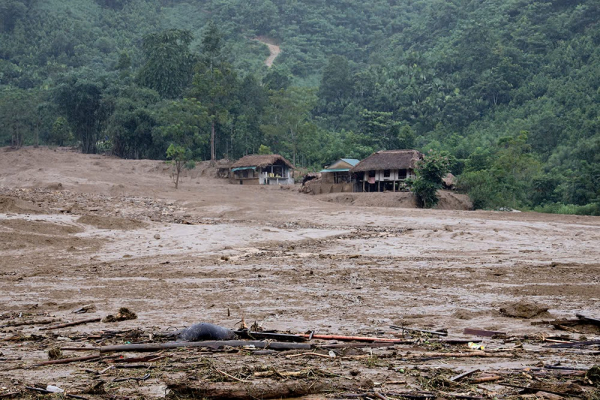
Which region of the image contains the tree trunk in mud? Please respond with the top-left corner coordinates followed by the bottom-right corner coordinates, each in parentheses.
top-left (211, 119), bottom-right (216, 166)
top-left (167, 379), bottom-right (373, 400)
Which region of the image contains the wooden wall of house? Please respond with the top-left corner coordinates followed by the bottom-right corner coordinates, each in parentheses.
top-left (304, 181), bottom-right (353, 194)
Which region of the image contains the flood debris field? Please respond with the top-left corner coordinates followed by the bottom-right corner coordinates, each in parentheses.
top-left (0, 148), bottom-right (599, 399)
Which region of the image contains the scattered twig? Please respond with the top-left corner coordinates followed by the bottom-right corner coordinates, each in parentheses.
top-left (99, 365), bottom-right (114, 374)
top-left (216, 369), bottom-right (250, 383)
top-left (113, 373), bottom-right (150, 383)
top-left (450, 368), bottom-right (480, 382)
top-left (285, 352), bottom-right (334, 359)
top-left (390, 326), bottom-right (448, 337)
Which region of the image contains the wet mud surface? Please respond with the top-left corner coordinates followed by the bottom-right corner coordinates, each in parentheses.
top-left (0, 147), bottom-right (599, 399)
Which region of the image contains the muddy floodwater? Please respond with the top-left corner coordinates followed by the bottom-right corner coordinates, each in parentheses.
top-left (1, 147), bottom-right (599, 399)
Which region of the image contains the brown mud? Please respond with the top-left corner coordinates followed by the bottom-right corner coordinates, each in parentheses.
top-left (0, 147), bottom-right (599, 399)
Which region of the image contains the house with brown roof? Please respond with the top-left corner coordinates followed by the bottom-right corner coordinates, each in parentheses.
top-left (230, 154), bottom-right (295, 185)
top-left (351, 150), bottom-right (423, 192)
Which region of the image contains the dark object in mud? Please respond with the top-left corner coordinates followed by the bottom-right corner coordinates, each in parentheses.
top-left (103, 308), bottom-right (137, 323)
top-left (576, 314), bottom-right (600, 326)
top-left (47, 347), bottom-right (62, 360)
top-left (177, 322), bottom-right (236, 341)
top-left (586, 365), bottom-right (600, 386)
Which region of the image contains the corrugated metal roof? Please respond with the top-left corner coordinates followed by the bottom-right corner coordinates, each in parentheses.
top-left (320, 168), bottom-right (351, 173)
top-left (231, 166), bottom-right (256, 172)
top-left (341, 158), bottom-right (360, 166)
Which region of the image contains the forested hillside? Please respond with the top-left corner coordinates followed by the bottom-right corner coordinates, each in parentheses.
top-left (1, 0), bottom-right (599, 213)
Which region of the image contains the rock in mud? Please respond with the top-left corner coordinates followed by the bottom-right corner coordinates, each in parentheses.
top-left (499, 302), bottom-right (550, 319)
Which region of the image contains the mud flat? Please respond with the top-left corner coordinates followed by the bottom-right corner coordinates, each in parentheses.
top-left (0, 147), bottom-right (599, 399)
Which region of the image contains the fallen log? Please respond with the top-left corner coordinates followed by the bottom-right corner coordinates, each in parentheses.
top-left (93, 340), bottom-right (311, 353)
top-left (531, 319), bottom-right (581, 326)
top-left (39, 318), bottom-right (101, 331)
top-left (469, 375), bottom-right (502, 384)
top-left (546, 339), bottom-right (600, 348)
top-left (234, 330), bottom-right (306, 342)
top-left (404, 351), bottom-right (513, 359)
top-left (167, 379), bottom-right (373, 400)
top-left (300, 333), bottom-right (408, 343)
top-left (499, 382), bottom-right (583, 397)
top-left (0, 319), bottom-right (60, 328)
top-left (318, 342), bottom-right (410, 349)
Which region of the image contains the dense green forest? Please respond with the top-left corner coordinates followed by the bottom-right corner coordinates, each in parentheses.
top-left (1, 0), bottom-right (599, 213)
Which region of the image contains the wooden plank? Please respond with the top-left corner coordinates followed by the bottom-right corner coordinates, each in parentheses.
top-left (463, 328), bottom-right (506, 337)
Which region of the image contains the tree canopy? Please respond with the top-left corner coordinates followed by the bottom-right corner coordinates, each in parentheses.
top-left (1, 0), bottom-right (599, 214)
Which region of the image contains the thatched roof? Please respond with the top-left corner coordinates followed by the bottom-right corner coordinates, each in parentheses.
top-left (231, 154), bottom-right (295, 169)
top-left (351, 150), bottom-right (423, 172)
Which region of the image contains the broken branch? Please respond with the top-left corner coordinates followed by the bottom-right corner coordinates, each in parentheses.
top-left (34, 355), bottom-right (101, 366)
top-left (39, 318), bottom-right (102, 331)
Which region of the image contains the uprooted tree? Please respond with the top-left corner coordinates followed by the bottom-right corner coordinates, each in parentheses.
top-left (411, 150), bottom-right (450, 208)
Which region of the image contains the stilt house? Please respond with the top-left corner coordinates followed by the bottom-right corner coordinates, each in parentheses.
top-left (320, 158), bottom-right (360, 184)
top-left (351, 150), bottom-right (423, 192)
top-left (230, 154), bottom-right (295, 185)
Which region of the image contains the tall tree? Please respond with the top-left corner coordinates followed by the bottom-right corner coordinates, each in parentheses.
top-left (137, 29), bottom-right (195, 99)
top-left (191, 22), bottom-right (237, 165)
top-left (54, 76), bottom-right (106, 154)
top-left (261, 87), bottom-right (317, 165)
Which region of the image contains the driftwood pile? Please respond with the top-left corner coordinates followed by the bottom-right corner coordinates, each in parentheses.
top-left (1, 313), bottom-right (599, 399)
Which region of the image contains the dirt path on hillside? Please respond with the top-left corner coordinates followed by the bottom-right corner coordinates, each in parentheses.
top-left (0, 147), bottom-right (599, 399)
top-left (256, 36), bottom-right (281, 67)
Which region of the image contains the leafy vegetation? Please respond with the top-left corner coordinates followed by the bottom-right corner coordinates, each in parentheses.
top-left (412, 150), bottom-right (451, 208)
top-left (1, 0), bottom-right (599, 213)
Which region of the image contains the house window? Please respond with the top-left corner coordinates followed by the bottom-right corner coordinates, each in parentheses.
top-left (242, 170), bottom-right (248, 178)
top-left (384, 169), bottom-right (391, 178)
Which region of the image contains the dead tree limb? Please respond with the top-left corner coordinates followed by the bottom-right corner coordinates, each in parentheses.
top-left (39, 318), bottom-right (101, 331)
top-left (0, 319), bottom-right (60, 328)
top-left (34, 355), bottom-right (101, 366)
top-left (300, 334), bottom-right (408, 343)
top-left (404, 351), bottom-right (513, 359)
top-left (450, 369), bottom-right (480, 382)
top-left (91, 340), bottom-right (311, 353)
